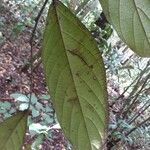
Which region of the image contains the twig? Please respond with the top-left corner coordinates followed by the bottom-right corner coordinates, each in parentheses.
top-left (128, 99), bottom-right (150, 124)
top-left (126, 116), bottom-right (150, 136)
top-left (122, 73), bottom-right (150, 119)
top-left (118, 67), bottom-right (150, 118)
top-left (108, 116), bottom-right (150, 149)
top-left (113, 61), bottom-right (150, 109)
top-left (21, 50), bottom-right (41, 72)
top-left (115, 76), bottom-right (138, 101)
top-left (28, 0), bottom-right (49, 109)
top-left (111, 75), bottom-right (139, 108)
top-left (33, 58), bottom-right (42, 71)
top-left (110, 62), bottom-right (150, 137)
top-left (126, 60), bottom-right (150, 98)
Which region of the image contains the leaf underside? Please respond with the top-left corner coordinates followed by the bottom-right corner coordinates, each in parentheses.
top-left (0, 111), bottom-right (28, 150)
top-left (42, 1), bottom-right (108, 150)
top-left (100, 0), bottom-right (150, 57)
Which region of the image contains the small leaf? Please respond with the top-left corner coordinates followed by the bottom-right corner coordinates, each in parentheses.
top-left (0, 109), bottom-right (7, 113)
top-left (49, 123), bottom-right (61, 130)
top-left (31, 134), bottom-right (44, 150)
top-left (35, 102), bottom-right (44, 111)
top-left (100, 0), bottom-right (150, 57)
top-left (27, 116), bottom-right (33, 126)
top-left (0, 111), bottom-right (28, 150)
top-left (45, 105), bottom-right (53, 113)
top-left (32, 109), bottom-right (40, 118)
top-left (3, 113), bottom-right (12, 118)
top-left (27, 94), bottom-right (38, 104)
top-left (39, 94), bottom-right (50, 100)
top-left (19, 103), bottom-right (29, 111)
top-left (42, 1), bottom-right (108, 150)
top-left (109, 124), bottom-right (117, 130)
top-left (29, 123), bottom-right (49, 136)
top-left (9, 108), bottom-right (16, 114)
top-left (0, 101), bottom-right (11, 109)
top-left (42, 114), bottom-right (54, 124)
top-left (11, 93), bottom-right (29, 102)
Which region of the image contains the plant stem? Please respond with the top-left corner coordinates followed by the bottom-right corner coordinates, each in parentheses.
top-left (128, 100), bottom-right (150, 124)
top-left (109, 116), bottom-right (150, 149)
top-left (28, 0), bottom-right (49, 109)
top-left (122, 73), bottom-right (150, 119)
top-left (21, 50), bottom-right (41, 72)
top-left (126, 116), bottom-right (150, 136)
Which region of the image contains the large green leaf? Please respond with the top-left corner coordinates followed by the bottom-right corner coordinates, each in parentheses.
top-left (42, 1), bottom-right (108, 150)
top-left (0, 111), bottom-right (28, 150)
top-left (100, 0), bottom-right (150, 57)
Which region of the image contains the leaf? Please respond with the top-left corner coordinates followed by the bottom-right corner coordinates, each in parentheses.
top-left (42, 1), bottom-right (108, 150)
top-left (3, 113), bottom-right (12, 118)
top-left (32, 108), bottom-right (40, 118)
top-left (9, 108), bottom-right (16, 114)
top-left (49, 123), bottom-right (61, 130)
top-left (42, 113), bottom-right (54, 124)
top-left (27, 94), bottom-right (38, 104)
top-left (0, 109), bottom-right (7, 113)
top-left (35, 102), bottom-right (44, 111)
top-left (19, 103), bottom-right (29, 111)
top-left (31, 134), bottom-right (44, 150)
top-left (45, 104), bottom-right (53, 113)
top-left (100, 0), bottom-right (150, 57)
top-left (29, 123), bottom-right (49, 136)
top-left (11, 93), bottom-right (29, 102)
top-left (0, 111), bottom-right (28, 150)
top-left (39, 94), bottom-right (50, 100)
top-left (0, 101), bottom-right (11, 109)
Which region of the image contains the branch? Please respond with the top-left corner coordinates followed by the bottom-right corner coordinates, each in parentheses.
top-left (108, 116), bottom-right (150, 149)
top-left (122, 73), bottom-right (150, 119)
top-left (30, 0), bottom-right (49, 45)
top-left (113, 60), bottom-right (150, 109)
top-left (128, 99), bottom-right (150, 124)
top-left (21, 50), bottom-right (41, 72)
top-left (126, 116), bottom-right (150, 136)
top-left (28, 0), bottom-right (49, 109)
top-left (110, 62), bottom-right (150, 138)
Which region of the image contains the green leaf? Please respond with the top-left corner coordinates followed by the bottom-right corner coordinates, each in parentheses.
top-left (19, 103), bottom-right (29, 111)
top-left (11, 93), bottom-right (29, 102)
top-left (100, 0), bottom-right (150, 57)
top-left (0, 109), bottom-right (7, 114)
top-left (42, 1), bottom-right (108, 150)
top-left (27, 94), bottom-right (38, 104)
top-left (0, 111), bottom-right (28, 150)
top-left (0, 101), bottom-right (11, 109)
top-left (31, 134), bottom-right (44, 150)
top-left (45, 104), bottom-right (53, 113)
top-left (29, 123), bottom-right (49, 136)
top-left (35, 102), bottom-right (44, 111)
top-left (3, 113), bottom-right (12, 118)
top-left (42, 113), bottom-right (54, 124)
top-left (32, 108), bottom-right (40, 118)
top-left (9, 108), bottom-right (16, 114)
top-left (39, 94), bottom-right (50, 100)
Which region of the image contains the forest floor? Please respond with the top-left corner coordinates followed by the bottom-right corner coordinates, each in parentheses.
top-left (0, 5), bottom-right (68, 150)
